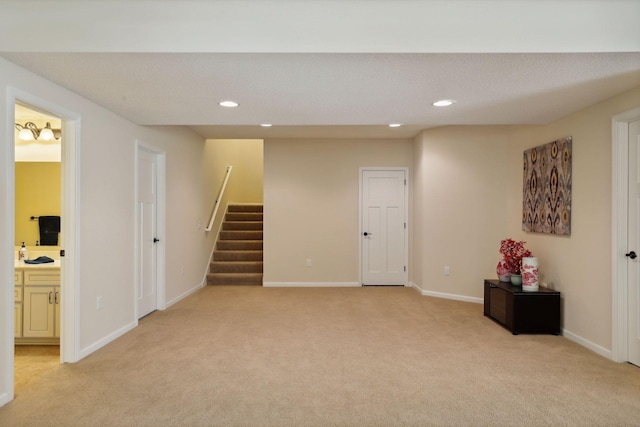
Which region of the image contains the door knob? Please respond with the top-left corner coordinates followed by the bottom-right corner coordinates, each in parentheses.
top-left (626, 251), bottom-right (637, 259)
top-left (363, 232), bottom-right (372, 236)
top-left (153, 238), bottom-right (160, 243)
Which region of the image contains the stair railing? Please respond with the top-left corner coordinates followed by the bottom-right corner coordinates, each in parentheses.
top-left (205, 165), bottom-right (233, 232)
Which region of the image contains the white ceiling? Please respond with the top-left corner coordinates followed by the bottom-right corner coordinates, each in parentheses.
top-left (1, 0), bottom-right (639, 140)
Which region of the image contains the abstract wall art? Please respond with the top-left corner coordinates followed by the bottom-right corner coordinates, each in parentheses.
top-left (522, 136), bottom-right (572, 235)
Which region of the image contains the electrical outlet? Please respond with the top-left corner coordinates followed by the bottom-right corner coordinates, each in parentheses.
top-left (444, 266), bottom-right (450, 276)
top-left (306, 259), bottom-right (312, 267)
top-left (97, 295), bottom-right (103, 310)
top-left (196, 220), bottom-right (202, 230)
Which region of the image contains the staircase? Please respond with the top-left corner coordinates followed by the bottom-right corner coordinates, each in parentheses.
top-left (207, 204), bottom-right (263, 286)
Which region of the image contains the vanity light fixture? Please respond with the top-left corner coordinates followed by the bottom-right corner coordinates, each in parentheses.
top-left (433, 99), bottom-right (456, 107)
top-left (260, 124), bottom-right (272, 127)
top-left (389, 123), bottom-right (402, 128)
top-left (219, 100), bottom-right (239, 107)
top-left (14, 122), bottom-right (61, 141)
top-left (39, 123), bottom-right (55, 141)
top-left (15, 122), bottom-right (38, 140)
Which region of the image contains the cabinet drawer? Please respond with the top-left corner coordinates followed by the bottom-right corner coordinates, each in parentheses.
top-left (14, 286), bottom-right (23, 302)
top-left (14, 271), bottom-right (23, 285)
top-left (24, 270), bottom-right (60, 285)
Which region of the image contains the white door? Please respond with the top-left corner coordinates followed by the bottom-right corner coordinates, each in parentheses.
top-left (361, 169), bottom-right (407, 285)
top-left (628, 118), bottom-right (640, 367)
top-left (137, 148), bottom-right (158, 318)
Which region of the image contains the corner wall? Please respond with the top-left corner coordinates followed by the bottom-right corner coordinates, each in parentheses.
top-left (506, 86), bottom-right (640, 354)
top-left (137, 126), bottom-right (220, 306)
top-left (411, 126), bottom-right (509, 300)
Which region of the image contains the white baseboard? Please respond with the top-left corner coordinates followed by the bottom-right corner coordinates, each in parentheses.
top-left (79, 320), bottom-right (138, 361)
top-left (408, 282), bottom-right (483, 304)
top-left (263, 282), bottom-right (360, 287)
top-left (562, 328), bottom-right (613, 360)
top-left (0, 392), bottom-right (10, 407)
top-left (165, 279), bottom-right (205, 308)
top-left (77, 280), bottom-right (205, 362)
top-left (408, 283), bottom-right (614, 360)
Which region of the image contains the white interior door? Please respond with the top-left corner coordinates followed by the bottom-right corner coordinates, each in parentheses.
top-left (137, 148), bottom-right (158, 318)
top-left (361, 169), bottom-right (407, 286)
top-left (628, 118), bottom-right (640, 367)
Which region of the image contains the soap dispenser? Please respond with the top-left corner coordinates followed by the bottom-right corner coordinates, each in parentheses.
top-left (19, 242), bottom-right (28, 262)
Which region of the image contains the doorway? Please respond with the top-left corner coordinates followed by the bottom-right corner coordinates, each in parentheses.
top-left (612, 106), bottom-right (640, 364)
top-left (136, 142), bottom-right (166, 319)
top-left (360, 168), bottom-right (408, 286)
top-left (14, 104), bottom-right (62, 390)
top-left (3, 91), bottom-right (80, 405)
top-left (626, 118), bottom-right (640, 367)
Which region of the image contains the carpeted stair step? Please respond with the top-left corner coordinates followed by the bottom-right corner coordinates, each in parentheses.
top-left (213, 250), bottom-right (263, 261)
top-left (226, 212), bottom-right (263, 222)
top-left (210, 261), bottom-right (263, 273)
top-left (206, 273), bottom-right (263, 286)
top-left (222, 221), bottom-right (264, 231)
top-left (220, 230), bottom-right (263, 240)
top-left (208, 203), bottom-right (264, 286)
top-left (228, 204), bottom-right (263, 213)
top-left (216, 240), bottom-right (263, 251)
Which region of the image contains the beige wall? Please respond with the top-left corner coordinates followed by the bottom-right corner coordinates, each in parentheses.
top-left (263, 138), bottom-right (412, 284)
top-left (203, 139), bottom-right (264, 205)
top-left (137, 126), bottom-right (221, 306)
top-left (410, 87), bottom-right (640, 350)
top-left (411, 126), bottom-right (509, 299)
top-left (14, 162), bottom-right (61, 247)
top-left (506, 86), bottom-right (640, 351)
top-left (0, 56), bottom-right (220, 395)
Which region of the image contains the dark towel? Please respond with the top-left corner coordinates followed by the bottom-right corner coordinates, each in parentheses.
top-left (39, 216), bottom-right (60, 246)
top-left (24, 256), bottom-right (55, 264)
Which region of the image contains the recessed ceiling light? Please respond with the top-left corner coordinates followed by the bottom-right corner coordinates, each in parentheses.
top-left (219, 100), bottom-right (239, 107)
top-left (260, 124), bottom-right (272, 127)
top-left (433, 99), bottom-right (456, 107)
top-left (389, 123), bottom-right (402, 128)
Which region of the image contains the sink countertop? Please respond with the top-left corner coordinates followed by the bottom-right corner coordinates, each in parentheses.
top-left (15, 260), bottom-right (61, 269)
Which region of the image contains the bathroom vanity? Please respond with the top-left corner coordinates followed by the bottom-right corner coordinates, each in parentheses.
top-left (14, 253), bottom-right (61, 345)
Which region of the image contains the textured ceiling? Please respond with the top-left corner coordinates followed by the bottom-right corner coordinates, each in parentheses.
top-left (1, 1), bottom-right (639, 139)
top-left (4, 52), bottom-right (639, 139)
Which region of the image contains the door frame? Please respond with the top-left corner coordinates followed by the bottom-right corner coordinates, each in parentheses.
top-left (359, 167), bottom-right (409, 286)
top-left (134, 140), bottom-right (166, 317)
top-left (612, 106), bottom-right (640, 362)
top-left (2, 88), bottom-right (81, 405)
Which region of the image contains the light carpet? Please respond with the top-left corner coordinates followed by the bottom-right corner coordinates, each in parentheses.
top-left (1, 286), bottom-right (639, 426)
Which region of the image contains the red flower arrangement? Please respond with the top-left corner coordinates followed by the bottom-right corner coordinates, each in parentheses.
top-left (499, 238), bottom-right (532, 275)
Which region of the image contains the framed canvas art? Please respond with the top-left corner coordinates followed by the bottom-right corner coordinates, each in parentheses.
top-left (522, 136), bottom-right (572, 235)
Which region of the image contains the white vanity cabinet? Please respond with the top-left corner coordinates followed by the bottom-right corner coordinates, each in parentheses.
top-left (17, 268), bottom-right (61, 343)
top-left (23, 286), bottom-right (59, 338)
